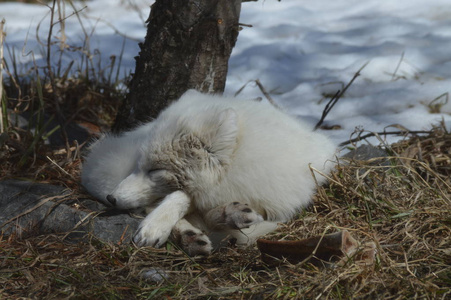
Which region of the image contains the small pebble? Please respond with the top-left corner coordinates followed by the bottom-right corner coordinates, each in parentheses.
top-left (141, 268), bottom-right (170, 282)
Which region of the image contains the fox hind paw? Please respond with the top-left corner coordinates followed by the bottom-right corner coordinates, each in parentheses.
top-left (224, 202), bottom-right (264, 229)
top-left (179, 228), bottom-right (212, 256)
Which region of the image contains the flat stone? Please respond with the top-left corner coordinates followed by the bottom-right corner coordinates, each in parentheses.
top-left (0, 180), bottom-right (140, 244)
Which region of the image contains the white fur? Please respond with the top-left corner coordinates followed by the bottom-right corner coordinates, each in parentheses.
top-left (81, 122), bottom-right (154, 202)
top-left (81, 90), bottom-right (336, 254)
top-left (134, 191), bottom-right (191, 248)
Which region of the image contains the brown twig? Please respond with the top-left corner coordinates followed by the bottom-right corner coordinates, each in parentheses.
top-left (314, 62), bottom-right (369, 131)
top-left (391, 51), bottom-right (405, 81)
top-left (339, 130), bottom-right (433, 147)
top-left (235, 79), bottom-right (281, 109)
top-left (254, 79), bottom-right (281, 109)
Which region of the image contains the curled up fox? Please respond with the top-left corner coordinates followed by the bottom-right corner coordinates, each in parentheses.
top-left (81, 90), bottom-right (336, 255)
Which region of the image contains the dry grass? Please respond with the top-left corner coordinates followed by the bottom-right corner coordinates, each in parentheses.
top-left (1, 127), bottom-right (450, 299)
top-left (0, 0), bottom-right (125, 186)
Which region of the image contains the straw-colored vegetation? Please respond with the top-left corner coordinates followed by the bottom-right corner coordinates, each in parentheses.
top-left (1, 1), bottom-right (450, 299)
top-left (1, 128), bottom-right (450, 299)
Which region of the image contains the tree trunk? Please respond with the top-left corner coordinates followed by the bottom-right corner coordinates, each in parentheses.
top-left (112, 0), bottom-right (242, 132)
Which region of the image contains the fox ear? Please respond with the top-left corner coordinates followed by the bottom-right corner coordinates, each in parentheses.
top-left (207, 108), bottom-right (238, 165)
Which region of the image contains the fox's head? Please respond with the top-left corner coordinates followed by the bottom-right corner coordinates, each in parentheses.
top-left (106, 108), bottom-right (239, 210)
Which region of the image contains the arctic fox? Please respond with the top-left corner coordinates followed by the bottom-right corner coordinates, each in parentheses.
top-left (81, 90), bottom-right (336, 255)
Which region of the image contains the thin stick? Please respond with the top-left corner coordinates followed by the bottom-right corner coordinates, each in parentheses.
top-left (254, 79), bottom-right (281, 109)
top-left (314, 62), bottom-right (369, 131)
top-left (234, 79), bottom-right (281, 109)
top-left (62, 211), bottom-right (103, 240)
top-left (314, 90), bottom-right (340, 131)
top-left (339, 130), bottom-right (432, 147)
top-left (391, 51), bottom-right (405, 81)
top-left (309, 163), bottom-right (332, 211)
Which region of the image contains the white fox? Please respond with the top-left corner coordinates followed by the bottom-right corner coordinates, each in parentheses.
top-left (81, 90), bottom-right (336, 255)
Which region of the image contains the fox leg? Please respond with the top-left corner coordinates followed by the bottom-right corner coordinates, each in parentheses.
top-left (171, 202), bottom-right (267, 255)
top-left (204, 202), bottom-right (264, 231)
top-left (171, 218), bottom-right (212, 256)
top-left (204, 202), bottom-right (279, 247)
top-left (133, 191), bottom-right (191, 248)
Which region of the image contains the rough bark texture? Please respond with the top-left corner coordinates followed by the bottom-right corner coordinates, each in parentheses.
top-left (113, 0), bottom-right (242, 132)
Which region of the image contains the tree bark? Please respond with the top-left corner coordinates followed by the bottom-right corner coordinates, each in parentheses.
top-left (112, 0), bottom-right (242, 132)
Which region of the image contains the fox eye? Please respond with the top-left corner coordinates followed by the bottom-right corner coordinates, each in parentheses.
top-left (148, 169), bottom-right (164, 174)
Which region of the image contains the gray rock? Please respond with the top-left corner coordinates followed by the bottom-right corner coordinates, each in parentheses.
top-left (342, 144), bottom-right (389, 165)
top-left (0, 180), bottom-right (140, 243)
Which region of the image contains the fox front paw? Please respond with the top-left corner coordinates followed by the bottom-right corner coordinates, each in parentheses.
top-left (224, 202), bottom-right (264, 229)
top-left (133, 218), bottom-right (172, 248)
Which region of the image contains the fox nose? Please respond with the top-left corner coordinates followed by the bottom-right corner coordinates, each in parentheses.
top-left (106, 195), bottom-right (117, 206)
